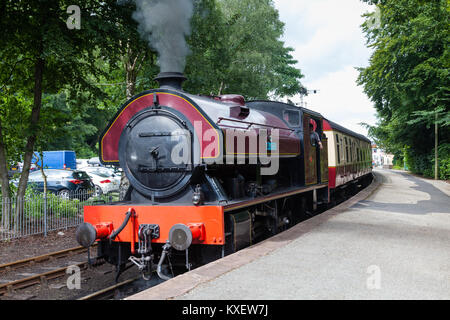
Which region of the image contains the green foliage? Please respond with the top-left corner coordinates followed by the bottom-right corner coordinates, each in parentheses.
top-left (0, 0), bottom-right (304, 184)
top-left (0, 92), bottom-right (32, 165)
top-left (185, 0), bottom-right (304, 99)
top-left (404, 147), bottom-right (433, 177)
top-left (39, 0), bottom-right (304, 156)
top-left (436, 143), bottom-right (450, 180)
top-left (0, 183), bottom-right (79, 219)
top-left (403, 143), bottom-right (450, 180)
top-left (0, 0), bottom-right (141, 200)
top-left (23, 189), bottom-right (81, 219)
top-left (357, 0), bottom-right (450, 179)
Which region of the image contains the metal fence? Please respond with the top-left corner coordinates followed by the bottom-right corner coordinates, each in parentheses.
top-left (0, 190), bottom-right (118, 241)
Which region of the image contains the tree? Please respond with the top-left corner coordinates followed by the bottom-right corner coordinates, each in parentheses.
top-left (0, 0), bottom-right (307, 224)
top-left (184, 0), bottom-right (304, 99)
top-left (0, 0), bottom-right (140, 227)
top-left (357, 0), bottom-right (450, 178)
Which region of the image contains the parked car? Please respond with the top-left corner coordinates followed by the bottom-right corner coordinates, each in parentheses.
top-left (8, 164), bottom-right (21, 178)
top-left (81, 166), bottom-right (120, 195)
top-left (87, 157), bottom-right (102, 166)
top-left (22, 169), bottom-right (95, 200)
top-left (76, 159), bottom-right (90, 169)
top-left (8, 162), bottom-right (38, 178)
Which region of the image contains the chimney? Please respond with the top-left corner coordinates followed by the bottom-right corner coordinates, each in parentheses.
top-left (154, 72), bottom-right (187, 91)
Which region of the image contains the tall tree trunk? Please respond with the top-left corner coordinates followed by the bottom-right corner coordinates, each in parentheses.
top-left (34, 151), bottom-right (47, 193)
top-left (15, 57), bottom-right (44, 228)
top-left (124, 46), bottom-right (146, 100)
top-left (126, 69), bottom-right (137, 100)
top-left (0, 119), bottom-right (12, 230)
top-left (218, 81), bottom-right (224, 96)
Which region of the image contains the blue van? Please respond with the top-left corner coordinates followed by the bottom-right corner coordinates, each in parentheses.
top-left (33, 151), bottom-right (77, 170)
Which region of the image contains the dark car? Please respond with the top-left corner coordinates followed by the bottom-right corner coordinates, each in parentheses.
top-left (8, 163), bottom-right (38, 178)
top-left (25, 169), bottom-right (95, 200)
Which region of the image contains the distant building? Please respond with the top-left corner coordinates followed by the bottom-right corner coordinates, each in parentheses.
top-left (371, 144), bottom-right (394, 169)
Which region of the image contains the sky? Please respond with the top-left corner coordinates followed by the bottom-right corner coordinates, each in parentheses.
top-left (272, 0), bottom-right (378, 136)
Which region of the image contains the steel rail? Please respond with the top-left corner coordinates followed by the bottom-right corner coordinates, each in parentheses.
top-left (0, 261), bottom-right (89, 295)
top-left (77, 276), bottom-right (141, 300)
top-left (0, 244), bottom-right (97, 273)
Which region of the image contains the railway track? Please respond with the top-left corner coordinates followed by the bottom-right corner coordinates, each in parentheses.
top-left (77, 277), bottom-right (141, 300)
top-left (0, 244), bottom-right (100, 297)
top-left (0, 244), bottom-right (96, 273)
top-left (0, 243), bottom-right (154, 300)
top-left (0, 261), bottom-right (90, 295)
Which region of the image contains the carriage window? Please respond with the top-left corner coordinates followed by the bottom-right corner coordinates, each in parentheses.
top-left (345, 137), bottom-right (349, 162)
top-left (353, 141), bottom-right (356, 162)
top-left (283, 110), bottom-right (300, 127)
top-left (350, 140), bottom-right (353, 162)
top-left (336, 134), bottom-right (340, 164)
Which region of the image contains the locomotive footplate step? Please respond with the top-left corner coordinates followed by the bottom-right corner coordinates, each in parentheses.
top-left (127, 170), bottom-right (450, 300)
top-left (223, 183), bottom-right (328, 212)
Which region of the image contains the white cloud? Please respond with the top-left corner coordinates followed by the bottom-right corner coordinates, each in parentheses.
top-left (302, 66), bottom-right (377, 136)
top-left (272, 0), bottom-right (377, 136)
top-left (275, 0), bottom-right (374, 80)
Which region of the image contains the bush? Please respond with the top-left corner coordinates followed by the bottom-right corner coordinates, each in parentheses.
top-left (1, 184), bottom-right (83, 220)
top-left (392, 155), bottom-right (405, 170)
top-left (404, 147), bottom-right (430, 176)
top-left (437, 143), bottom-right (450, 180)
top-left (404, 143), bottom-right (450, 180)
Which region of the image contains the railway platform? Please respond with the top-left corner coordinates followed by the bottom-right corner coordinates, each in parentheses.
top-left (127, 169), bottom-right (450, 300)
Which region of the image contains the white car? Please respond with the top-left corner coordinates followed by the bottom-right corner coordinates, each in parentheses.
top-left (76, 159), bottom-right (90, 169)
top-left (87, 157), bottom-right (102, 166)
top-left (82, 167), bottom-right (120, 196)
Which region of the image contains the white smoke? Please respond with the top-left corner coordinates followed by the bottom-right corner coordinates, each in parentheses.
top-left (133, 0), bottom-right (194, 73)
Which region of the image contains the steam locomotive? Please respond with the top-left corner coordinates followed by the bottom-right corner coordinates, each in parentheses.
top-left (76, 72), bottom-right (372, 280)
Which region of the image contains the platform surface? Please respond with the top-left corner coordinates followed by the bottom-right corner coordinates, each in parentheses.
top-left (127, 169), bottom-right (450, 300)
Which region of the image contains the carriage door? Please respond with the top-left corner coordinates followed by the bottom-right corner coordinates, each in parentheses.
top-left (319, 120), bottom-right (328, 184)
top-left (303, 114), bottom-right (318, 185)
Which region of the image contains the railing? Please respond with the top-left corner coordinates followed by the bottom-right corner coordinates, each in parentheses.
top-left (0, 190), bottom-right (118, 241)
top-left (217, 117), bottom-right (295, 131)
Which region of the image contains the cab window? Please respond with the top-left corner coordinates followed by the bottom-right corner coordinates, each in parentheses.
top-left (283, 110), bottom-right (301, 127)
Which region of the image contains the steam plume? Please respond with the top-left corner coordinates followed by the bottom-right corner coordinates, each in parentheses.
top-left (133, 0), bottom-right (194, 73)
